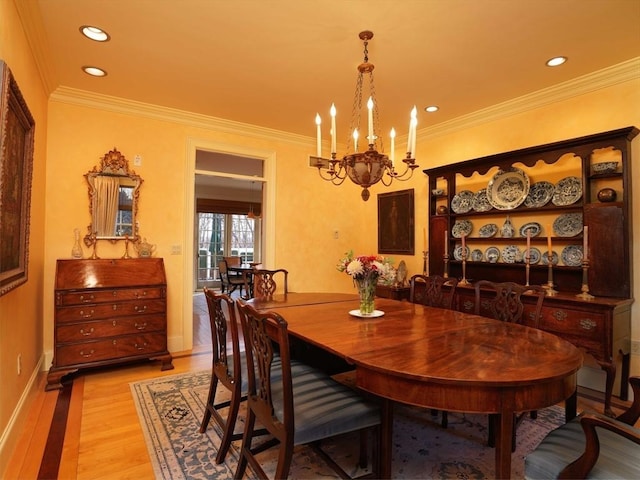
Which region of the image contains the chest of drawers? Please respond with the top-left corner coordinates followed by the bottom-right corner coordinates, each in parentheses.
top-left (46, 258), bottom-right (174, 390)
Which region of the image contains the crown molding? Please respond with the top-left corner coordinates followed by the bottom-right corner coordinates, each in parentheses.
top-left (49, 86), bottom-right (311, 147)
top-left (421, 57), bottom-right (640, 140)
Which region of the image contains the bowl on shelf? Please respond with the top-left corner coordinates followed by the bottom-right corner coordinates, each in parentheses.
top-left (591, 161), bottom-right (618, 174)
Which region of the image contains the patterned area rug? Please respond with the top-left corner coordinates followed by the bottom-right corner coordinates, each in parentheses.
top-left (130, 370), bottom-right (566, 479)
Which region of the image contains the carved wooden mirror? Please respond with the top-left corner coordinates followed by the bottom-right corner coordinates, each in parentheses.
top-left (84, 148), bottom-right (142, 245)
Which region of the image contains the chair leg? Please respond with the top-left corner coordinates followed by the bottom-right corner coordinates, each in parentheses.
top-left (441, 411), bottom-right (448, 428)
top-left (215, 389), bottom-right (242, 464)
top-left (199, 377), bottom-right (219, 433)
top-left (234, 410), bottom-right (256, 480)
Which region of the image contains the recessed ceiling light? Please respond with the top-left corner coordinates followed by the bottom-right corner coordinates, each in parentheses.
top-left (80, 25), bottom-right (110, 42)
top-left (424, 106), bottom-right (439, 113)
top-left (82, 66), bottom-right (107, 77)
top-left (546, 56), bottom-right (567, 67)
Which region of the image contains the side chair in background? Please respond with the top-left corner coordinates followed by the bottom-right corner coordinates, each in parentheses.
top-left (409, 273), bottom-right (459, 427)
top-left (248, 268), bottom-right (288, 300)
top-left (474, 280), bottom-right (547, 449)
top-left (234, 300), bottom-right (383, 479)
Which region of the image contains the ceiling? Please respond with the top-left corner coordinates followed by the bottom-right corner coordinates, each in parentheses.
top-left (29, 0), bottom-right (640, 142)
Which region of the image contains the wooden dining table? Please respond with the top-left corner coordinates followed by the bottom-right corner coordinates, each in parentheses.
top-left (245, 292), bottom-right (583, 479)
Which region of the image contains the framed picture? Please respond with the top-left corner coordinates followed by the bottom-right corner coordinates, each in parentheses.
top-left (0, 60), bottom-right (35, 296)
top-left (378, 189), bottom-right (414, 255)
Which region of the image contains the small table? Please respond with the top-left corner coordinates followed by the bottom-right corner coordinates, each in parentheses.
top-left (228, 264), bottom-right (255, 298)
top-left (375, 284), bottom-right (410, 301)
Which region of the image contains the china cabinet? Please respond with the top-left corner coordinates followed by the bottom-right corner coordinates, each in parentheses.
top-left (423, 126), bottom-right (638, 414)
top-left (46, 258), bottom-right (173, 390)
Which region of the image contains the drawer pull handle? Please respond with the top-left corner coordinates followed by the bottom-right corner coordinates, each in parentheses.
top-left (580, 318), bottom-right (597, 330)
top-left (135, 342), bottom-right (148, 350)
top-left (80, 349), bottom-right (95, 358)
top-left (112, 304), bottom-right (118, 311)
top-left (135, 291), bottom-right (148, 298)
top-left (463, 300), bottom-right (474, 311)
top-left (135, 322), bottom-right (147, 330)
top-left (134, 305), bottom-right (148, 313)
top-left (79, 294), bottom-right (95, 303)
top-left (112, 290), bottom-right (118, 297)
top-left (80, 327), bottom-right (94, 336)
top-left (80, 309), bottom-right (95, 319)
top-left (552, 310), bottom-right (568, 322)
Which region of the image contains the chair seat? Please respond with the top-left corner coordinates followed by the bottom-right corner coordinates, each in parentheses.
top-left (271, 367), bottom-right (380, 446)
top-left (524, 416), bottom-right (640, 479)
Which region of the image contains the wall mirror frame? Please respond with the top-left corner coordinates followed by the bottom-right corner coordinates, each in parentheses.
top-left (84, 148), bottom-right (142, 246)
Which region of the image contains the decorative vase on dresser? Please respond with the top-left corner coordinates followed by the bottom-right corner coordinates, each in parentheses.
top-left (46, 258), bottom-right (174, 390)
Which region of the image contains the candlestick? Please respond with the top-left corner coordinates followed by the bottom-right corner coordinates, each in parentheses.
top-left (576, 257), bottom-right (595, 300)
top-left (423, 227), bottom-right (427, 252)
top-left (315, 113), bottom-right (322, 157)
top-left (423, 250), bottom-right (429, 276)
top-left (444, 230), bottom-right (448, 255)
top-left (367, 96), bottom-right (374, 144)
top-left (543, 252), bottom-right (558, 296)
top-left (330, 103), bottom-right (337, 154)
top-left (546, 224), bottom-right (552, 255)
top-left (583, 225), bottom-right (588, 262)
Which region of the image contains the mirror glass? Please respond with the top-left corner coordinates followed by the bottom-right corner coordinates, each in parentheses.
top-left (85, 148), bottom-right (142, 242)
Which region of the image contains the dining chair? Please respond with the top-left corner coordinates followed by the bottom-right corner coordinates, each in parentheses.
top-left (247, 268), bottom-right (288, 300)
top-left (199, 287), bottom-right (246, 464)
top-left (409, 274), bottom-right (459, 309)
top-left (218, 260), bottom-right (246, 297)
top-left (234, 300), bottom-right (383, 479)
top-left (224, 256), bottom-right (244, 278)
top-left (474, 280), bottom-right (546, 449)
top-left (409, 274), bottom-right (459, 427)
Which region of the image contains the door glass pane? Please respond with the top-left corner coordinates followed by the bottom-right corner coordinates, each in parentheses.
top-left (230, 214), bottom-right (255, 263)
top-left (197, 212), bottom-right (224, 285)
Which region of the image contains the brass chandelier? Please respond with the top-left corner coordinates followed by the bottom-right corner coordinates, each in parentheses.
top-left (310, 31), bottom-right (419, 201)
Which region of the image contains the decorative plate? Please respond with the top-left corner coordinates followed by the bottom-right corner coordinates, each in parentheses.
top-left (471, 249), bottom-right (483, 262)
top-left (485, 246), bottom-right (500, 263)
top-left (472, 188), bottom-right (493, 212)
top-left (452, 220), bottom-right (473, 238)
top-left (349, 309), bottom-right (385, 318)
top-left (519, 222), bottom-right (542, 238)
top-left (453, 245), bottom-right (469, 261)
top-left (451, 190), bottom-right (474, 214)
top-left (552, 176), bottom-right (582, 206)
top-left (524, 181), bottom-right (555, 208)
top-left (553, 213), bottom-right (583, 237)
top-left (478, 223), bottom-right (498, 238)
top-left (501, 245), bottom-right (521, 264)
top-left (486, 167), bottom-right (530, 210)
top-left (541, 251), bottom-right (559, 265)
top-left (561, 245), bottom-right (583, 267)
top-left (523, 247), bottom-right (541, 264)
top-left (396, 260), bottom-right (408, 284)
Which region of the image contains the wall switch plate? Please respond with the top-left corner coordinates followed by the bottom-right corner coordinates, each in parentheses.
top-left (632, 340), bottom-right (640, 356)
top-left (134, 154), bottom-right (142, 166)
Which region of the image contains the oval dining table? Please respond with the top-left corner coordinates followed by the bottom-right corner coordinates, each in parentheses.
top-left (245, 292), bottom-right (583, 479)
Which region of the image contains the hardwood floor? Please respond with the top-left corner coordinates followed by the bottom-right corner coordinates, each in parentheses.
top-left (4, 292), bottom-right (633, 479)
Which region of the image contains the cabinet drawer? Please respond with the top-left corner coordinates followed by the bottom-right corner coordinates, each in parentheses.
top-left (55, 333), bottom-right (167, 366)
top-left (56, 315), bottom-right (166, 343)
top-left (56, 299), bottom-right (166, 322)
top-left (57, 287), bottom-right (165, 306)
top-left (537, 306), bottom-right (605, 340)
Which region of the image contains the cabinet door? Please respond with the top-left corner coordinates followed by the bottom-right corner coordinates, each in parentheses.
top-left (429, 215), bottom-right (447, 276)
top-left (586, 204), bottom-right (628, 297)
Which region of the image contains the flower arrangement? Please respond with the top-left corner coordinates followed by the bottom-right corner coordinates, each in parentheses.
top-left (337, 251), bottom-right (395, 314)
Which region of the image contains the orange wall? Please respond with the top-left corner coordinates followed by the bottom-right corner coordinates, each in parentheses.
top-left (0, 0), bottom-right (49, 472)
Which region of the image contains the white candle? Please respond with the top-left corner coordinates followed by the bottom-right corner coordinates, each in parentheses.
top-left (330, 104), bottom-right (337, 154)
top-left (526, 231), bottom-right (531, 264)
top-left (583, 226), bottom-right (588, 262)
top-left (390, 128), bottom-right (396, 167)
top-left (367, 97), bottom-right (374, 144)
top-left (406, 109), bottom-right (413, 154)
top-left (353, 129), bottom-right (359, 152)
top-left (410, 106), bottom-right (418, 157)
top-left (461, 234), bottom-right (466, 252)
top-left (315, 113), bottom-right (322, 157)
top-left (444, 230), bottom-right (448, 255)
top-left (547, 224), bottom-right (552, 255)
top-left (423, 227), bottom-right (427, 251)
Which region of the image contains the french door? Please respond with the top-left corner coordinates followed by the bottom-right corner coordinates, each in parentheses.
top-left (196, 212), bottom-right (258, 289)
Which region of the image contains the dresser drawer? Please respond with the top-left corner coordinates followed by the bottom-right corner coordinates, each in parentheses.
top-left (57, 287), bottom-right (165, 306)
top-left (55, 299), bottom-right (166, 323)
top-left (55, 333), bottom-right (168, 366)
top-left (56, 315), bottom-right (166, 343)
top-left (537, 306), bottom-right (605, 341)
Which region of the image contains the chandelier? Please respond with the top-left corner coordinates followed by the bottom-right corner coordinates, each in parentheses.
top-left (310, 31), bottom-right (419, 201)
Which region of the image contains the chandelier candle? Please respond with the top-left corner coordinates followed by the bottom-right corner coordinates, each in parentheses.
top-left (315, 114), bottom-right (322, 157)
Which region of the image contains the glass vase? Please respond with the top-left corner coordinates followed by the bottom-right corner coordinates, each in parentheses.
top-left (356, 277), bottom-right (376, 315)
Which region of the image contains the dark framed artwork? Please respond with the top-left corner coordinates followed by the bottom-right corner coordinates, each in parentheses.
top-left (378, 189), bottom-right (414, 255)
top-left (0, 60), bottom-right (35, 296)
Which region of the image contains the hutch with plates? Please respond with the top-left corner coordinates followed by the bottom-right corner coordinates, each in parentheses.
top-left (423, 126), bottom-right (638, 414)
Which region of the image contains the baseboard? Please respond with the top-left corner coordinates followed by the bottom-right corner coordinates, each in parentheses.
top-left (0, 354), bottom-right (45, 477)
